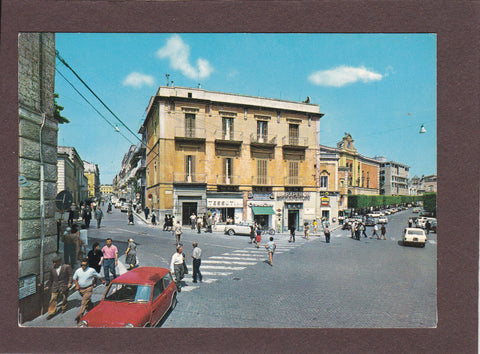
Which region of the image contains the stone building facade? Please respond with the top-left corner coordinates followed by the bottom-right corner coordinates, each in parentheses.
top-left (142, 86), bottom-right (324, 231)
top-left (18, 33), bottom-right (57, 322)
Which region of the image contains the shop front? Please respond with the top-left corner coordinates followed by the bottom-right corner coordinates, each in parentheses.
top-left (207, 192), bottom-right (244, 224)
top-left (246, 192), bottom-right (276, 228)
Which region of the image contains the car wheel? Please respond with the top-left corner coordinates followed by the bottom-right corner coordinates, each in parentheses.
top-left (269, 229), bottom-right (275, 235)
top-left (421, 243), bottom-right (425, 248)
top-left (403, 240), bottom-right (407, 246)
top-left (170, 293), bottom-right (177, 310)
top-left (228, 229), bottom-right (235, 236)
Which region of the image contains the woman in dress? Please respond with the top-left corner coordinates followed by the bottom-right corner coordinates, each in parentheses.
top-left (125, 238), bottom-right (137, 270)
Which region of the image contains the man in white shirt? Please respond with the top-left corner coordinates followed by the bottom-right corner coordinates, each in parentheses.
top-left (170, 246), bottom-right (185, 292)
top-left (73, 259), bottom-right (105, 323)
top-left (191, 242), bottom-right (202, 283)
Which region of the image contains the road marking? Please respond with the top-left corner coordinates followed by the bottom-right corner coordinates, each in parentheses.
top-left (209, 256), bottom-right (260, 261)
top-left (195, 271), bottom-right (232, 276)
top-left (180, 285), bottom-right (200, 292)
top-left (117, 260), bottom-right (127, 275)
top-left (428, 240), bottom-right (437, 244)
top-left (200, 265), bottom-right (246, 270)
top-left (201, 260), bottom-right (257, 265)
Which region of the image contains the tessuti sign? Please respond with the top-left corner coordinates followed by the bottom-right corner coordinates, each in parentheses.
top-left (208, 199), bottom-right (243, 208)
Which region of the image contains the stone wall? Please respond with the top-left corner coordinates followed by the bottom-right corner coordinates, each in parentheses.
top-left (18, 33), bottom-right (57, 322)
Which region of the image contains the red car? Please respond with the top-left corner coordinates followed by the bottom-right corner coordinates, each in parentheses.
top-left (78, 267), bottom-right (178, 328)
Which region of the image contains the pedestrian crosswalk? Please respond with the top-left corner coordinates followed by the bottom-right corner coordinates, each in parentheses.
top-left (178, 237), bottom-right (314, 292)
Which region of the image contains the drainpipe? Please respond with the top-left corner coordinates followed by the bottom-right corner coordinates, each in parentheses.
top-left (39, 113), bottom-right (46, 313)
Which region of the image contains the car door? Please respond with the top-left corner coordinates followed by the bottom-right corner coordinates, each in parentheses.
top-left (150, 280), bottom-right (165, 325)
top-left (162, 273), bottom-right (176, 309)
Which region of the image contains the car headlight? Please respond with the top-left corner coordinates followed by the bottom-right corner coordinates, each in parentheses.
top-left (77, 320), bottom-right (88, 328)
top-left (124, 323), bottom-right (135, 328)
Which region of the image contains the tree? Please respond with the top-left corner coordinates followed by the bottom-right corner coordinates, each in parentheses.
top-left (422, 192), bottom-right (437, 215)
top-left (54, 93), bottom-right (70, 124)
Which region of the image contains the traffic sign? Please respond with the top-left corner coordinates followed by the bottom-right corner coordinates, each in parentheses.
top-left (55, 190), bottom-right (73, 212)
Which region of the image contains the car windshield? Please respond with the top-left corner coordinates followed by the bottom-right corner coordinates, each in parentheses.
top-left (104, 283), bottom-right (151, 303)
top-left (408, 230), bottom-right (425, 236)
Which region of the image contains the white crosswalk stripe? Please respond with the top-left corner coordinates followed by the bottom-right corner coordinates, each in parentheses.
top-left (428, 240), bottom-right (437, 244)
top-left (179, 240), bottom-right (306, 292)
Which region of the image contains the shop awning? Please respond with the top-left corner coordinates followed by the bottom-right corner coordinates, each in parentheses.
top-left (251, 206), bottom-right (275, 215)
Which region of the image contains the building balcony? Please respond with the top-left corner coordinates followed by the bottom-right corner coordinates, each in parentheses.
top-left (252, 176), bottom-right (274, 185)
top-left (174, 127), bottom-right (206, 143)
top-left (282, 136), bottom-right (308, 148)
top-left (216, 175), bottom-right (240, 185)
top-left (214, 130), bottom-right (243, 145)
top-left (284, 176), bottom-right (305, 186)
top-left (173, 172), bottom-right (207, 184)
top-left (250, 134), bottom-right (277, 146)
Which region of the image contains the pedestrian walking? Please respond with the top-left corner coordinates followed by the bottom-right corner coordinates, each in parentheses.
top-left (289, 225), bottom-right (296, 242)
top-left (371, 224), bottom-right (380, 239)
top-left (304, 222), bottom-right (310, 240)
top-left (99, 238), bottom-right (118, 286)
top-left (62, 224), bottom-right (81, 268)
top-left (170, 246), bottom-right (185, 292)
top-left (324, 225), bottom-right (331, 243)
top-left (144, 206), bottom-right (150, 220)
top-left (255, 228), bottom-right (262, 248)
top-left (408, 217), bottom-right (413, 228)
top-left (107, 202), bottom-right (112, 213)
top-left (206, 215), bottom-right (213, 233)
top-left (82, 206), bottom-right (92, 228)
top-left (163, 215), bottom-right (169, 230)
top-left (87, 242), bottom-right (102, 273)
top-left (191, 242), bottom-right (202, 283)
top-left (359, 222), bottom-right (367, 238)
top-left (380, 224), bottom-right (387, 240)
top-left (264, 236), bottom-right (276, 266)
top-left (190, 213), bottom-right (196, 230)
top-left (168, 215), bottom-right (174, 231)
top-left (249, 225), bottom-right (256, 244)
top-left (173, 221), bottom-right (183, 246)
top-left (151, 211), bottom-right (156, 225)
top-left (73, 259), bottom-right (105, 323)
top-left (128, 210), bottom-right (134, 225)
top-left (125, 238), bottom-right (137, 270)
top-left (79, 224), bottom-right (88, 260)
top-left (45, 255), bottom-right (73, 319)
top-left (196, 215), bottom-right (203, 233)
top-left (425, 220), bottom-right (431, 235)
top-left (68, 208), bottom-right (75, 227)
top-left (94, 206), bottom-right (103, 228)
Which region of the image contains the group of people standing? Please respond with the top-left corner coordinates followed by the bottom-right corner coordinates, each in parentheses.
top-left (46, 236), bottom-right (138, 323)
top-left (347, 221), bottom-right (387, 240)
top-left (170, 241), bottom-right (203, 291)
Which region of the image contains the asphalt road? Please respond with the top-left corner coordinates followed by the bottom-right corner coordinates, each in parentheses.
top-left (23, 207), bottom-right (436, 328)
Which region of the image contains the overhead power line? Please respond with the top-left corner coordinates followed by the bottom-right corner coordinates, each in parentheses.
top-left (55, 67), bottom-right (136, 146)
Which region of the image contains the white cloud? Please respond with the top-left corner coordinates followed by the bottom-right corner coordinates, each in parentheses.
top-left (123, 72), bottom-right (155, 88)
top-left (156, 34), bottom-right (213, 80)
top-left (308, 66), bottom-right (383, 87)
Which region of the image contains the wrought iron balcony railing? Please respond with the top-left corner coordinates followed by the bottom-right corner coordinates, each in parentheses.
top-left (251, 176), bottom-right (274, 185)
top-left (216, 175), bottom-right (240, 185)
top-left (282, 136), bottom-right (308, 146)
top-left (174, 127), bottom-right (206, 140)
top-left (284, 176), bottom-right (305, 186)
top-left (250, 134), bottom-right (277, 145)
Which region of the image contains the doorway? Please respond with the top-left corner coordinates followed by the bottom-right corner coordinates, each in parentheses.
top-left (288, 210), bottom-right (299, 230)
top-left (182, 202), bottom-right (198, 225)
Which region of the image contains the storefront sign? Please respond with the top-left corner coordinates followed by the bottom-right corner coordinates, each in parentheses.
top-left (247, 201), bottom-right (275, 207)
top-left (208, 199), bottom-right (243, 208)
top-left (19, 274), bottom-right (36, 300)
top-left (248, 193), bottom-right (274, 200)
top-left (321, 197), bottom-right (330, 206)
top-left (276, 192), bottom-right (311, 201)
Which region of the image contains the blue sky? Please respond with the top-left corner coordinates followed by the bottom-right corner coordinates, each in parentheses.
top-left (55, 33), bottom-right (436, 184)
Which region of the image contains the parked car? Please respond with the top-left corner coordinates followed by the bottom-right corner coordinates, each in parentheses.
top-left (225, 221), bottom-right (254, 236)
top-left (121, 203), bottom-right (129, 213)
top-left (378, 216), bottom-right (388, 224)
top-left (78, 267), bottom-right (177, 328)
top-left (412, 207), bottom-right (421, 213)
top-left (416, 217), bottom-right (437, 229)
top-left (402, 228), bottom-right (427, 247)
top-left (430, 220), bottom-right (437, 233)
top-left (365, 217), bottom-right (377, 226)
